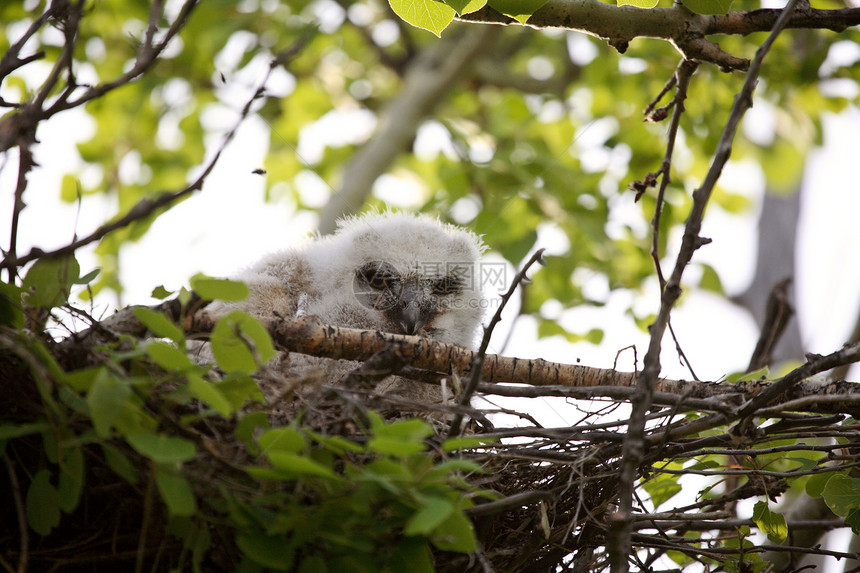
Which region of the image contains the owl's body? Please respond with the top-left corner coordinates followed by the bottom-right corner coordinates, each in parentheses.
top-left (201, 211), bottom-right (486, 409)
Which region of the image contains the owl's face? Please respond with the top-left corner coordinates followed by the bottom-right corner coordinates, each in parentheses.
top-left (353, 260), bottom-right (472, 338)
top-left (308, 211), bottom-right (486, 349)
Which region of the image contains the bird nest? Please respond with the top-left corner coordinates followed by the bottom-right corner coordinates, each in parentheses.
top-left (0, 345), bottom-right (619, 572)
top-left (3, 302), bottom-right (860, 573)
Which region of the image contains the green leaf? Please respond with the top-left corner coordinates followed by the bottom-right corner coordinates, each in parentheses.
top-left (188, 375), bottom-right (234, 416)
top-left (236, 532), bottom-right (293, 571)
top-left (190, 276), bottom-right (249, 302)
top-left (245, 466), bottom-right (294, 481)
top-left (372, 416), bottom-right (435, 441)
top-left (101, 443), bottom-right (139, 484)
top-left (22, 255), bottom-right (80, 309)
top-left (216, 374), bottom-right (265, 410)
top-left (87, 370), bottom-right (131, 438)
top-left (74, 268), bottom-right (100, 285)
top-left (42, 429), bottom-right (60, 463)
top-left (26, 469), bottom-right (61, 535)
top-left (134, 307), bottom-right (185, 344)
top-left (235, 411), bottom-right (271, 455)
top-left (725, 366), bottom-right (769, 383)
top-left (0, 421), bottom-right (51, 440)
top-left (146, 340), bottom-right (193, 371)
top-left (487, 0), bottom-right (549, 23)
top-left (783, 457), bottom-right (819, 471)
top-left (58, 446), bottom-right (85, 513)
top-left (155, 466), bottom-right (198, 516)
top-left (306, 430), bottom-right (365, 455)
top-left (389, 538), bottom-right (434, 572)
top-left (536, 319), bottom-right (603, 344)
top-left (369, 416), bottom-right (434, 456)
top-left (846, 508), bottom-right (860, 535)
top-left (63, 366), bottom-right (103, 392)
top-left (60, 174), bottom-right (81, 202)
top-left (267, 451), bottom-right (340, 480)
top-left (369, 436), bottom-right (428, 457)
top-left (405, 496), bottom-right (455, 535)
top-left (699, 263), bottom-right (724, 294)
top-left (388, 0), bottom-right (456, 36)
top-left (211, 311), bottom-right (276, 374)
top-left (429, 459), bottom-right (485, 476)
top-left (0, 280), bottom-right (24, 328)
top-left (126, 433), bottom-right (197, 464)
top-left (430, 509), bottom-right (477, 553)
top-left (823, 474), bottom-right (860, 517)
top-left (617, 0), bottom-right (658, 6)
top-left (151, 285), bottom-right (173, 300)
top-left (680, 0), bottom-right (733, 15)
top-left (760, 139), bottom-right (805, 191)
top-left (752, 500), bottom-right (788, 544)
top-left (642, 474), bottom-right (682, 509)
top-left (441, 435), bottom-right (497, 452)
top-left (258, 428), bottom-right (306, 454)
top-left (114, 400), bottom-right (158, 437)
top-left (297, 556), bottom-right (328, 573)
top-left (806, 471), bottom-right (834, 497)
top-left (445, 0), bottom-right (487, 15)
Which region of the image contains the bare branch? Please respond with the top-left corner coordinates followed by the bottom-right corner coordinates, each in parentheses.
top-left (62, 302), bottom-right (860, 417)
top-left (0, 24), bottom-right (306, 273)
top-left (0, 1), bottom-right (201, 155)
top-left (746, 277), bottom-right (794, 372)
top-left (610, 0), bottom-right (801, 569)
top-left (448, 248), bottom-right (546, 438)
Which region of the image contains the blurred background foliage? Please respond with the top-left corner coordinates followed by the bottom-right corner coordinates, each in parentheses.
top-left (1, 0), bottom-right (858, 347)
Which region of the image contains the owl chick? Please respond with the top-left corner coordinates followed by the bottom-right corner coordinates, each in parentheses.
top-left (201, 210), bottom-right (486, 409)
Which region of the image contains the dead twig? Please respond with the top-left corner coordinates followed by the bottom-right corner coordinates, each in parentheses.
top-left (610, 1), bottom-right (801, 569)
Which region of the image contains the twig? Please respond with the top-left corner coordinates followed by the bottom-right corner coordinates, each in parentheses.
top-left (609, 1), bottom-right (801, 570)
top-left (32, 0), bottom-right (83, 111)
top-left (0, 35), bottom-right (279, 272)
top-left (0, 1), bottom-right (200, 155)
top-left (643, 71), bottom-right (678, 121)
top-left (738, 340), bottom-right (860, 420)
top-left (638, 59), bottom-right (700, 380)
top-left (6, 140), bottom-right (36, 283)
top-left (446, 248), bottom-right (546, 438)
top-left (51, 0), bottom-right (199, 113)
top-left (746, 277), bottom-right (794, 372)
top-left (466, 490), bottom-right (555, 516)
top-left (636, 60), bottom-right (691, 283)
top-left (135, 461), bottom-right (156, 573)
top-left (3, 457), bottom-right (28, 573)
top-left (0, 6), bottom-right (53, 84)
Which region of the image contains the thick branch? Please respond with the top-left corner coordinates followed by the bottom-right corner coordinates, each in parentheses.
top-left (60, 308), bottom-right (860, 416)
top-left (459, 0), bottom-right (860, 70)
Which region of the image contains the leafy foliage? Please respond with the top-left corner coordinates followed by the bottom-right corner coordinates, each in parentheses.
top-left (1, 267), bottom-right (488, 570)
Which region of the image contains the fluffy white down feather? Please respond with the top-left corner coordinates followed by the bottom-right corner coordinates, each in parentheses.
top-left (200, 211), bottom-right (487, 408)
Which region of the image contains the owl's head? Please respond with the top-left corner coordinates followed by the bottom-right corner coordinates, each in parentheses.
top-left (308, 211), bottom-right (486, 348)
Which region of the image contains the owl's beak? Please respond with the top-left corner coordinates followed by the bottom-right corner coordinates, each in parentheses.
top-left (396, 282), bottom-right (429, 335)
